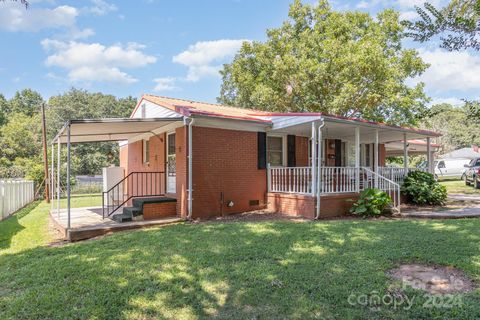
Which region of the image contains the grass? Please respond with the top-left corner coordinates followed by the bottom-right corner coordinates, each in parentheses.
top-left (440, 180), bottom-right (480, 195)
top-left (0, 195), bottom-right (102, 255)
top-left (0, 202), bottom-right (479, 319)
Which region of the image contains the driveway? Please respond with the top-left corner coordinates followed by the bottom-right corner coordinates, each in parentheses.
top-left (401, 193), bottom-right (480, 219)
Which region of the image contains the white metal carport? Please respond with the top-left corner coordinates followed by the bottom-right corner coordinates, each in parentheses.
top-left (51, 117), bottom-right (184, 230)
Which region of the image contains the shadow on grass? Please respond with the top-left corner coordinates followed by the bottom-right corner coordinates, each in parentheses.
top-left (0, 218), bottom-right (479, 319)
top-left (0, 201), bottom-right (40, 250)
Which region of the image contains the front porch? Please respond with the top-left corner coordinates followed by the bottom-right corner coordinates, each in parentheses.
top-left (264, 116), bottom-right (439, 218)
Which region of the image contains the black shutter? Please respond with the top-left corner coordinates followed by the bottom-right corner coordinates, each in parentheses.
top-left (335, 139), bottom-right (342, 167)
top-left (287, 135), bottom-right (296, 167)
top-left (258, 132), bottom-right (267, 169)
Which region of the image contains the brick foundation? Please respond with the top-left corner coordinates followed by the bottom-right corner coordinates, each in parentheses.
top-left (143, 202), bottom-right (177, 220)
top-left (267, 192), bottom-right (360, 219)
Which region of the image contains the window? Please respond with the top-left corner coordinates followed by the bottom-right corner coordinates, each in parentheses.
top-left (141, 103), bottom-right (146, 118)
top-left (267, 136), bottom-right (284, 166)
top-left (438, 161), bottom-right (446, 169)
top-left (143, 139), bottom-right (150, 164)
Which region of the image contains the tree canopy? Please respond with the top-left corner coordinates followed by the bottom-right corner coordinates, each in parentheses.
top-left (218, 0), bottom-right (429, 126)
top-left (405, 0), bottom-right (480, 51)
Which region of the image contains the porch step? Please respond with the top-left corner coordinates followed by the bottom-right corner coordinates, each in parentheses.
top-left (112, 197), bottom-right (176, 223)
top-left (112, 213), bottom-right (132, 223)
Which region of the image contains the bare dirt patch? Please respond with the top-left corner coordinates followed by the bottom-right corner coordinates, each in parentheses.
top-left (192, 210), bottom-right (309, 224)
top-left (389, 264), bottom-right (475, 294)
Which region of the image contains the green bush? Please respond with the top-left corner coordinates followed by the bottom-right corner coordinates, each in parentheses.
top-left (401, 171), bottom-right (447, 205)
top-left (350, 188), bottom-right (392, 217)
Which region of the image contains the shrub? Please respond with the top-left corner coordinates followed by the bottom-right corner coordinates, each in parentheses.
top-left (401, 171), bottom-right (447, 205)
top-left (350, 188), bottom-right (392, 217)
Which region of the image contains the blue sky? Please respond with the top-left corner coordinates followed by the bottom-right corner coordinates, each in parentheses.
top-left (0, 0), bottom-right (476, 106)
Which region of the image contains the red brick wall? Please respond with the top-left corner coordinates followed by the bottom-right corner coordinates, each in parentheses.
top-left (191, 126), bottom-right (267, 219)
top-left (126, 134), bottom-right (166, 174)
top-left (267, 192), bottom-right (360, 219)
top-left (175, 126), bottom-right (188, 218)
top-left (295, 136), bottom-right (309, 166)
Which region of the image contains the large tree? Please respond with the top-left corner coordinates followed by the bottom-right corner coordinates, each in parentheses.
top-left (218, 0), bottom-right (429, 126)
top-left (8, 89), bottom-right (44, 117)
top-left (405, 0), bottom-right (480, 51)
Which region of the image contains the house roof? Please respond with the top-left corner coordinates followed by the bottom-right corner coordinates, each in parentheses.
top-left (440, 147), bottom-right (480, 159)
top-left (135, 94), bottom-right (441, 137)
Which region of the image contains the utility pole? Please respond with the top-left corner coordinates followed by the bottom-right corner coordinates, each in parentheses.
top-left (41, 103), bottom-right (50, 203)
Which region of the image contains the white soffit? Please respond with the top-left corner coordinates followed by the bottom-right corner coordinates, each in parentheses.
top-left (54, 118), bottom-right (184, 144)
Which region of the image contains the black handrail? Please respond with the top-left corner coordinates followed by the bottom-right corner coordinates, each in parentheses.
top-left (102, 171), bottom-right (165, 218)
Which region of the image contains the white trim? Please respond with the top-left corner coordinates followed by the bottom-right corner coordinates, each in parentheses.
top-left (142, 139), bottom-right (150, 164)
top-left (266, 133), bottom-right (287, 167)
top-left (193, 117), bottom-right (268, 133)
top-left (166, 131), bottom-right (176, 194)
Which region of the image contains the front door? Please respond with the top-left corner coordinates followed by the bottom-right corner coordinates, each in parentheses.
top-left (166, 132), bottom-right (176, 193)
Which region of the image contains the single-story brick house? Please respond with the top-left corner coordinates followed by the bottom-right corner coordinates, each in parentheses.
top-left (51, 94), bottom-right (440, 226)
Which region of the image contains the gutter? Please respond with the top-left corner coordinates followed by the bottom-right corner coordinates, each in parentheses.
top-left (185, 117), bottom-right (195, 220)
top-left (315, 118), bottom-right (325, 220)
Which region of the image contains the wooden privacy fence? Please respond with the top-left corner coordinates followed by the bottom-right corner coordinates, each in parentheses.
top-left (0, 179), bottom-right (35, 221)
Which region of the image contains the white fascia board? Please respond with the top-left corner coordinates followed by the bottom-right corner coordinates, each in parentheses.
top-left (192, 116), bottom-right (270, 132)
top-left (127, 121), bottom-right (185, 144)
top-left (131, 100), bottom-right (181, 119)
top-left (269, 116), bottom-right (323, 131)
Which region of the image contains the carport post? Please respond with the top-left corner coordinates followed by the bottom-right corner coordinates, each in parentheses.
top-left (403, 133), bottom-right (408, 172)
top-left (427, 137), bottom-right (432, 174)
top-left (57, 139), bottom-right (61, 217)
top-left (311, 121), bottom-right (317, 196)
top-left (51, 143), bottom-right (55, 210)
top-left (374, 129), bottom-right (379, 188)
top-left (355, 126), bottom-right (360, 192)
top-left (67, 123), bottom-right (71, 230)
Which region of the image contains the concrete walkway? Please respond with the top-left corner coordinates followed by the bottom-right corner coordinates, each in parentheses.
top-left (402, 193), bottom-right (480, 219)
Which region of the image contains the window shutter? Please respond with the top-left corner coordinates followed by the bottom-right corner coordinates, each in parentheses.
top-left (258, 132), bottom-right (267, 169)
top-left (335, 139), bottom-right (342, 167)
top-left (287, 135), bottom-right (296, 167)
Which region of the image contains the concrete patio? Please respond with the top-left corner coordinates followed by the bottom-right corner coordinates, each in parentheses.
top-left (50, 207), bottom-right (183, 241)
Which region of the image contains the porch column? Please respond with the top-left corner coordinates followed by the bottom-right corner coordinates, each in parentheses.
top-left (67, 124), bottom-right (71, 230)
top-left (427, 137), bottom-right (432, 174)
top-left (403, 133), bottom-right (408, 172)
top-left (51, 143), bottom-right (55, 210)
top-left (355, 126), bottom-right (360, 192)
top-left (57, 139), bottom-right (61, 217)
top-left (374, 129), bottom-right (379, 188)
top-left (311, 121), bottom-right (317, 196)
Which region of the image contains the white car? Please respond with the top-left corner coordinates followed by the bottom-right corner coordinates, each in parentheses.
top-left (433, 158), bottom-right (472, 180)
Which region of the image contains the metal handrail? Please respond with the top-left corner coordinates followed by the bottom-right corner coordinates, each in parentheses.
top-left (102, 171), bottom-right (165, 218)
top-left (362, 167), bottom-right (401, 210)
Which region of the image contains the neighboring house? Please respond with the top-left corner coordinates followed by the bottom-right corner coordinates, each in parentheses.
top-left (440, 146), bottom-right (480, 160)
top-left (51, 94), bottom-right (440, 225)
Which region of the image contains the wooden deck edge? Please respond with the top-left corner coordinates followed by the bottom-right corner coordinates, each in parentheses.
top-left (67, 217), bottom-right (184, 241)
top-left (49, 211), bottom-right (68, 239)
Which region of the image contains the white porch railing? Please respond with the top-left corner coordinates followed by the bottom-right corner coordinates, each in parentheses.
top-left (362, 168), bottom-right (401, 209)
top-left (377, 167), bottom-right (420, 185)
top-left (268, 166), bottom-right (312, 194)
top-left (267, 166), bottom-right (401, 209)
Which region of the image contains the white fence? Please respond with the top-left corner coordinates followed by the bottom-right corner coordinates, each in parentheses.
top-left (0, 180), bottom-right (35, 221)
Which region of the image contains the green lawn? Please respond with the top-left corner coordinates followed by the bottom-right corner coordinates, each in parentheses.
top-left (440, 180), bottom-right (480, 195)
top-left (0, 202), bottom-right (479, 319)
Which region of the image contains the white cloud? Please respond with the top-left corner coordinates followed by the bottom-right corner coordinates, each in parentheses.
top-left (153, 77), bottom-right (178, 91)
top-left (429, 97), bottom-right (464, 106)
top-left (0, 3), bottom-right (78, 32)
top-left (70, 28), bottom-right (95, 40)
top-left (417, 49), bottom-right (480, 92)
top-left (85, 0), bottom-right (117, 16)
top-left (41, 40), bottom-right (157, 84)
top-left (172, 39), bottom-right (248, 81)
top-left (356, 1), bottom-right (369, 9)
top-left (399, 10), bottom-right (418, 21)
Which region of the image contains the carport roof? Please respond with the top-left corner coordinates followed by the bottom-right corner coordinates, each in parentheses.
top-left (53, 118), bottom-right (184, 144)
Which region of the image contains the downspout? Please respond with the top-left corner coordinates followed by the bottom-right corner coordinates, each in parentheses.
top-left (185, 117), bottom-right (195, 220)
top-left (315, 118), bottom-right (325, 220)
